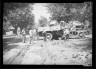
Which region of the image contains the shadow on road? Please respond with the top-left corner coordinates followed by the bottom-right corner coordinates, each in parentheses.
top-left (3, 45), bottom-right (19, 51)
top-left (3, 37), bottom-right (22, 51)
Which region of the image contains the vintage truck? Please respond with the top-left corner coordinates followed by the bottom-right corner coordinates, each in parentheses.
top-left (37, 20), bottom-right (87, 40)
top-left (69, 21), bottom-right (87, 38)
top-left (37, 20), bottom-right (63, 40)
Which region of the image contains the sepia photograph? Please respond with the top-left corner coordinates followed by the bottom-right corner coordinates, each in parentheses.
top-left (3, 2), bottom-right (92, 66)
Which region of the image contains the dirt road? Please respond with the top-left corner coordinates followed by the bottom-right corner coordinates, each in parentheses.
top-left (3, 34), bottom-right (92, 66)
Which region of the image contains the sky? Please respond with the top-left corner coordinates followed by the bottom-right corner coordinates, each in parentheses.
top-left (31, 3), bottom-right (51, 27)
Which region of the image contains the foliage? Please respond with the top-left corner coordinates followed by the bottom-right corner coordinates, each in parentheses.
top-left (38, 16), bottom-right (48, 27)
top-left (46, 2), bottom-right (92, 24)
top-left (3, 3), bottom-right (34, 33)
top-left (3, 3), bottom-right (32, 16)
top-left (3, 21), bottom-right (11, 32)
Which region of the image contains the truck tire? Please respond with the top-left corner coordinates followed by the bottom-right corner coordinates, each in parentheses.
top-left (79, 32), bottom-right (85, 38)
top-left (46, 33), bottom-right (53, 41)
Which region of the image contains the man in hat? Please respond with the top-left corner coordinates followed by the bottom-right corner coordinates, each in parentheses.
top-left (22, 28), bottom-right (26, 43)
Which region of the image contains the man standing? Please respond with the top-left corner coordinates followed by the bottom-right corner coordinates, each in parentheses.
top-left (85, 20), bottom-right (90, 29)
top-left (29, 29), bottom-right (33, 44)
top-left (62, 27), bottom-right (70, 40)
top-left (43, 29), bottom-right (46, 42)
top-left (17, 27), bottom-right (21, 38)
top-left (22, 28), bottom-right (26, 43)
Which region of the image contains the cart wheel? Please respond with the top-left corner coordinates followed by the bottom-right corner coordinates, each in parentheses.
top-left (79, 32), bottom-right (85, 38)
top-left (46, 33), bottom-right (53, 41)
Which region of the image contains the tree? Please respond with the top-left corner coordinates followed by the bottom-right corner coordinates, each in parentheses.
top-left (46, 3), bottom-right (67, 22)
top-left (3, 21), bottom-right (11, 31)
top-left (46, 2), bottom-right (92, 24)
top-left (70, 2), bottom-right (92, 23)
top-left (3, 3), bottom-right (34, 33)
top-left (3, 3), bottom-right (32, 16)
top-left (38, 16), bottom-right (48, 27)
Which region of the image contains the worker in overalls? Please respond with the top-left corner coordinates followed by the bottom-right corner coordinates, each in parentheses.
top-left (22, 28), bottom-right (26, 43)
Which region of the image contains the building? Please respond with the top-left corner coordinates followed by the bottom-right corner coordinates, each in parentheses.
top-left (6, 25), bottom-right (15, 35)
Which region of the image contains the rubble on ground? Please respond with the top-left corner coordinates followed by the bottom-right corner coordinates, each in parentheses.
top-left (3, 38), bottom-right (92, 66)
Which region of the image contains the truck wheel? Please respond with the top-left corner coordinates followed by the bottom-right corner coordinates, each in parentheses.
top-left (79, 32), bottom-right (85, 38)
top-left (46, 33), bottom-right (53, 41)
